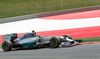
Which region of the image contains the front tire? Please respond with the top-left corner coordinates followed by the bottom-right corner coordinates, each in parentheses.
top-left (49, 37), bottom-right (61, 48)
top-left (2, 41), bottom-right (12, 51)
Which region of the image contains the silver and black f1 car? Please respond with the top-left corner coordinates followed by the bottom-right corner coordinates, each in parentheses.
top-left (2, 31), bottom-right (82, 51)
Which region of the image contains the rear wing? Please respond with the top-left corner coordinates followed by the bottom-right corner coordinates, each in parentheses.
top-left (2, 33), bottom-right (17, 42)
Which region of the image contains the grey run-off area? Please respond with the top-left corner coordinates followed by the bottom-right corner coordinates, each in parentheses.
top-left (0, 44), bottom-right (100, 59)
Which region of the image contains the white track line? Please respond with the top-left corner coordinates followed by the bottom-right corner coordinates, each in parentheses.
top-left (0, 49), bottom-right (2, 51)
top-left (0, 17), bottom-right (100, 34)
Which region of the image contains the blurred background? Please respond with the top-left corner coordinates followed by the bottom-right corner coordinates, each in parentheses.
top-left (0, 0), bottom-right (100, 18)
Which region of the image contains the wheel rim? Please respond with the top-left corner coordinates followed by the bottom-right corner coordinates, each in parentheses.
top-left (50, 39), bottom-right (56, 46)
top-left (49, 37), bottom-right (59, 48)
top-left (3, 43), bottom-right (9, 50)
top-left (2, 42), bottom-right (11, 51)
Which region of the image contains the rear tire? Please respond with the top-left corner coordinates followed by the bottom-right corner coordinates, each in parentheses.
top-left (49, 37), bottom-right (61, 48)
top-left (2, 41), bottom-right (12, 51)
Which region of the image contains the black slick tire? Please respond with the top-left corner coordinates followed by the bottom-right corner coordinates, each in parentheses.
top-left (49, 37), bottom-right (60, 48)
top-left (2, 41), bottom-right (12, 51)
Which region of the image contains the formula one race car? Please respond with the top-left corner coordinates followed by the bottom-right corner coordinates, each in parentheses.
top-left (2, 31), bottom-right (82, 51)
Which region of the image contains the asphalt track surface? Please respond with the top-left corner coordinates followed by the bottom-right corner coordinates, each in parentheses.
top-left (0, 44), bottom-right (100, 59)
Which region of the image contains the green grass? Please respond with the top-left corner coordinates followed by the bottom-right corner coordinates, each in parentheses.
top-left (80, 37), bottom-right (100, 42)
top-left (0, 0), bottom-right (100, 18)
top-left (75, 37), bottom-right (100, 42)
top-left (0, 45), bottom-right (1, 48)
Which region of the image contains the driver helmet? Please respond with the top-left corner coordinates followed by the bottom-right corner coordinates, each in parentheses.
top-left (32, 30), bottom-right (36, 35)
top-left (63, 34), bottom-right (72, 39)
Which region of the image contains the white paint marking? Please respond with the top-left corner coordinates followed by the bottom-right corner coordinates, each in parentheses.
top-left (0, 17), bottom-right (100, 34)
